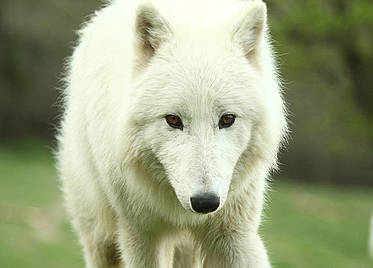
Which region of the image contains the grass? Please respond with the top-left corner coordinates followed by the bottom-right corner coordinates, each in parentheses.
top-left (263, 181), bottom-right (373, 268)
top-left (0, 141), bottom-right (83, 268)
top-left (0, 141), bottom-right (372, 267)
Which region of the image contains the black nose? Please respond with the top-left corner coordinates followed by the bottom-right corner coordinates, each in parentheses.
top-left (190, 192), bottom-right (220, 214)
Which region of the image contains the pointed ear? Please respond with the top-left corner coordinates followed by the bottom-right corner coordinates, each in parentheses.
top-left (232, 0), bottom-right (267, 58)
top-left (134, 3), bottom-right (173, 69)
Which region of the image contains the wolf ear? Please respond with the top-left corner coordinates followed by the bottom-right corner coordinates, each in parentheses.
top-left (134, 3), bottom-right (173, 69)
top-left (232, 0), bottom-right (267, 58)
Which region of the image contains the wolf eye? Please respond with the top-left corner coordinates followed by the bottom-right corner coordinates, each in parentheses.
top-left (165, 115), bottom-right (183, 130)
top-left (219, 114), bottom-right (236, 129)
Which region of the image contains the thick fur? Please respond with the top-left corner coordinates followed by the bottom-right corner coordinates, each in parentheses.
top-left (57, 0), bottom-right (287, 267)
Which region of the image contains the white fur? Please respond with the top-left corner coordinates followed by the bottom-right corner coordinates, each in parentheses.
top-left (57, 0), bottom-right (287, 267)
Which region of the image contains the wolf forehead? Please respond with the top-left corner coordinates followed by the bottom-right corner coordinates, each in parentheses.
top-left (131, 57), bottom-right (263, 120)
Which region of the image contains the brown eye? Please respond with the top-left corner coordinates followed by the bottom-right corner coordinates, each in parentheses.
top-left (165, 115), bottom-right (183, 130)
top-left (219, 114), bottom-right (236, 129)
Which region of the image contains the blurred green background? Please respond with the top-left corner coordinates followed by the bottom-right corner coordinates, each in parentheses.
top-left (0, 0), bottom-right (372, 267)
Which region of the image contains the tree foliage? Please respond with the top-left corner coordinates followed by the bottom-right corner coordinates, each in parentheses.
top-left (267, 0), bottom-right (373, 185)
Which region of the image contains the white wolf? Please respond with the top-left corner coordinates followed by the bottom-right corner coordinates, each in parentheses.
top-left (57, 0), bottom-right (287, 267)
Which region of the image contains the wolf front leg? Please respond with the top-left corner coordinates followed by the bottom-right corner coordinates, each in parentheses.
top-left (117, 219), bottom-right (174, 268)
top-left (200, 232), bottom-right (271, 268)
top-left (80, 233), bottom-right (122, 268)
top-left (71, 212), bottom-right (122, 268)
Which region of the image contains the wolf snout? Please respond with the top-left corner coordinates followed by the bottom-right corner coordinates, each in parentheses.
top-left (190, 192), bottom-right (220, 214)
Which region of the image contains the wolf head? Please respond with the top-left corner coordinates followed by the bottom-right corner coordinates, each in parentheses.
top-left (121, 0), bottom-right (287, 214)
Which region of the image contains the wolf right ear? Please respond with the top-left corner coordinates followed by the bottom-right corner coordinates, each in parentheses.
top-left (232, 0), bottom-right (267, 59)
top-left (134, 3), bottom-right (173, 70)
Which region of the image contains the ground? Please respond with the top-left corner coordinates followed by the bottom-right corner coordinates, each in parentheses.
top-left (0, 141), bottom-right (372, 268)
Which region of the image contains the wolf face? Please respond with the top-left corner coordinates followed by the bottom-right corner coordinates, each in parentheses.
top-left (121, 0), bottom-right (285, 214)
top-left (131, 57), bottom-right (263, 213)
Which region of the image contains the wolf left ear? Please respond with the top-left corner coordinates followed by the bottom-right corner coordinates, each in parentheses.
top-left (134, 3), bottom-right (173, 70)
top-left (232, 0), bottom-right (267, 58)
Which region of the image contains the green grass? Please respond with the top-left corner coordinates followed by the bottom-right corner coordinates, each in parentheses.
top-left (262, 181), bottom-right (373, 268)
top-left (0, 141), bottom-right (83, 268)
top-left (0, 141), bottom-right (372, 267)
